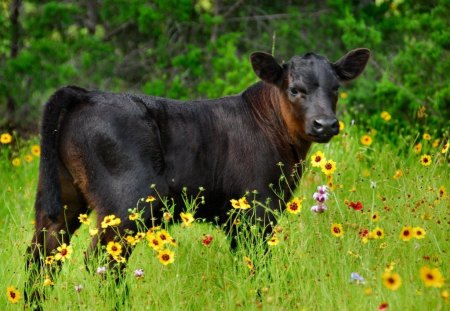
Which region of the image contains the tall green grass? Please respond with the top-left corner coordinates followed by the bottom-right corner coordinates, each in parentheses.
top-left (0, 120), bottom-right (448, 310)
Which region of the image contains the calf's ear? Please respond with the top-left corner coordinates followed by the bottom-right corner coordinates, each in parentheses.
top-left (333, 48), bottom-right (371, 82)
top-left (250, 52), bottom-right (284, 86)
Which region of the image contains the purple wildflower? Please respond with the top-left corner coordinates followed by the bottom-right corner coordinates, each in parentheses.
top-left (350, 272), bottom-right (365, 284)
top-left (313, 192), bottom-right (328, 203)
top-left (311, 185), bottom-right (329, 213)
top-left (311, 204), bottom-right (327, 213)
top-left (317, 185), bottom-right (328, 194)
top-left (134, 269), bottom-right (144, 278)
top-left (96, 266), bottom-right (106, 275)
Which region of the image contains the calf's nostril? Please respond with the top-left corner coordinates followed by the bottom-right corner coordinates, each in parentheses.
top-left (312, 118), bottom-right (339, 135)
top-left (331, 119), bottom-right (339, 130)
top-left (313, 120), bottom-right (324, 130)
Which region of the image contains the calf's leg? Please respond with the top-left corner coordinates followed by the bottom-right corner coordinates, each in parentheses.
top-left (25, 169), bottom-right (87, 308)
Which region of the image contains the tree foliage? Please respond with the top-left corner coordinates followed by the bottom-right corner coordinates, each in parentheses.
top-left (0, 0), bottom-right (448, 134)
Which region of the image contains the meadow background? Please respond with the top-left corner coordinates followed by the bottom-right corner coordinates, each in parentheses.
top-left (0, 0), bottom-right (449, 310)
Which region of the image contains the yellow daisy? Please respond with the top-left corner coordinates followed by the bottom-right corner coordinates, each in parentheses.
top-left (43, 277), bottom-right (53, 287)
top-left (380, 111), bottom-right (391, 121)
top-left (146, 232), bottom-right (163, 250)
top-left (89, 228), bottom-right (99, 236)
top-left (125, 235), bottom-right (137, 246)
top-left (106, 241), bottom-right (122, 257)
top-left (432, 139), bottom-right (440, 148)
top-left (158, 249), bottom-right (175, 266)
top-left (12, 158), bottom-right (21, 167)
top-left (54, 243), bottom-right (73, 262)
top-left (286, 197), bottom-right (303, 214)
top-left (382, 272), bottom-right (402, 291)
top-left (113, 255), bottom-right (126, 263)
top-left (310, 151), bottom-right (326, 167)
top-left (134, 232), bottom-right (146, 242)
top-left (156, 229), bottom-right (172, 244)
top-left (393, 170), bottom-right (403, 179)
top-left (420, 266), bottom-right (444, 288)
top-left (129, 212), bottom-right (139, 221)
top-left (78, 213), bottom-right (90, 225)
top-left (45, 255), bottom-right (55, 265)
top-left (24, 155), bottom-right (33, 163)
top-left (414, 143), bottom-right (422, 154)
top-left (371, 227), bottom-right (384, 239)
top-left (101, 215), bottom-right (121, 228)
top-left (1, 133), bottom-right (12, 144)
top-left (442, 142), bottom-right (449, 153)
top-left (399, 226), bottom-right (413, 241)
top-left (420, 154), bottom-right (432, 166)
top-left (412, 227), bottom-right (426, 239)
top-left (230, 197), bottom-right (251, 209)
top-left (371, 212), bottom-right (380, 222)
top-left (361, 135), bottom-right (372, 146)
top-left (321, 159), bottom-right (337, 175)
top-left (331, 223), bottom-right (344, 238)
top-left (6, 286), bottom-right (20, 304)
top-left (31, 145), bottom-right (41, 156)
top-left (146, 195), bottom-right (156, 202)
top-left (267, 236), bottom-right (280, 246)
top-left (180, 212), bottom-right (195, 227)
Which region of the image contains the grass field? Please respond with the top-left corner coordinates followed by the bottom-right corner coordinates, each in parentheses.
top-left (0, 116), bottom-right (448, 310)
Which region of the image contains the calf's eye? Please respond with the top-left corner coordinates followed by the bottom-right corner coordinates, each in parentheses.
top-left (289, 87), bottom-right (299, 96)
top-left (289, 87), bottom-right (307, 96)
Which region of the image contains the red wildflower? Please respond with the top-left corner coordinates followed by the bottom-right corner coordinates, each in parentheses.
top-left (378, 302), bottom-right (389, 311)
top-left (349, 201), bottom-right (363, 211)
top-left (202, 234), bottom-right (213, 247)
top-left (358, 228), bottom-right (369, 238)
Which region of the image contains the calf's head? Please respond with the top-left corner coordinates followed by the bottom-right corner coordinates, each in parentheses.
top-left (251, 48), bottom-right (370, 143)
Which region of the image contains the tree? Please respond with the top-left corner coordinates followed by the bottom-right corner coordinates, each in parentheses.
top-left (0, 0), bottom-right (448, 134)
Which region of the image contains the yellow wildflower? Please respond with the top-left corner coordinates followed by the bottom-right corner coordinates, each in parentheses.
top-left (6, 286), bottom-right (20, 304)
top-left (1, 133), bottom-right (12, 144)
top-left (420, 266), bottom-right (444, 288)
top-left (380, 111), bottom-right (391, 121)
top-left (310, 151), bottom-right (326, 167)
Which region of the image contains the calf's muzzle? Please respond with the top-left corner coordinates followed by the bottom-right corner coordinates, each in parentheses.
top-left (312, 118), bottom-right (339, 137)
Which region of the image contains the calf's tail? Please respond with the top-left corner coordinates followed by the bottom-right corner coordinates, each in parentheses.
top-left (39, 86), bottom-right (87, 221)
